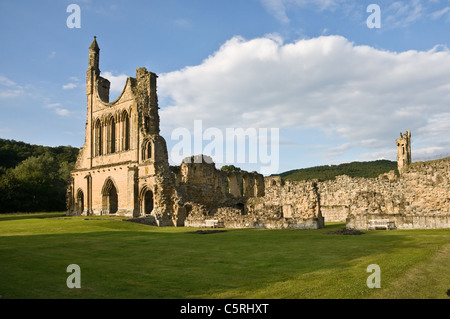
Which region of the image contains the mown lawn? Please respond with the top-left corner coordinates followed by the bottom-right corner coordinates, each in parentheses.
top-left (0, 213), bottom-right (448, 299)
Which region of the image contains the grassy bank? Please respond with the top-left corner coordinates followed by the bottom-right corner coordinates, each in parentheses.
top-left (0, 213), bottom-right (448, 299)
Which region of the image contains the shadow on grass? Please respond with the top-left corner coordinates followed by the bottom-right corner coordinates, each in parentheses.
top-left (0, 212), bottom-right (66, 222)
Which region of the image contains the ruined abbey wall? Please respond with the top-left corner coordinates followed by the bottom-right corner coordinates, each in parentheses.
top-left (274, 157), bottom-right (450, 230)
top-left (346, 157), bottom-right (450, 229)
top-left (245, 177), bottom-right (324, 229)
top-left (177, 158), bottom-right (324, 229)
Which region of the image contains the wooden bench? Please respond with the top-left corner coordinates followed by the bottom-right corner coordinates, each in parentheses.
top-left (202, 220), bottom-right (224, 228)
top-left (368, 219), bottom-right (395, 230)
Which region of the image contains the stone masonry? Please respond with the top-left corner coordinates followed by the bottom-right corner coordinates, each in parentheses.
top-left (67, 39), bottom-right (448, 230)
top-left (67, 38), bottom-right (323, 229)
top-left (346, 156), bottom-right (450, 230)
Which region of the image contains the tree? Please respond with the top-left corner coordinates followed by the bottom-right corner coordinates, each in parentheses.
top-left (0, 153), bottom-right (73, 213)
top-left (220, 165), bottom-right (241, 172)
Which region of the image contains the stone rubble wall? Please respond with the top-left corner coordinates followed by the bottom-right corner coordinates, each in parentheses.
top-left (142, 156), bottom-right (449, 230)
top-left (318, 175), bottom-right (370, 222)
top-left (259, 158), bottom-right (449, 230)
top-left (346, 213), bottom-right (450, 230)
top-left (181, 158), bottom-right (323, 229)
top-left (313, 157), bottom-right (449, 229)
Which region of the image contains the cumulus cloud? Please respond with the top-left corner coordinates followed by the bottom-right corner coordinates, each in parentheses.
top-left (102, 72), bottom-right (128, 93)
top-left (158, 35), bottom-right (450, 162)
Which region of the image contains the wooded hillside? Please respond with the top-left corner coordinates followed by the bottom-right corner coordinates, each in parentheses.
top-left (278, 160), bottom-right (398, 181)
top-left (0, 138), bottom-right (79, 213)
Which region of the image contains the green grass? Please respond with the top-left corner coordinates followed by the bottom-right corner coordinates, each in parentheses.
top-left (0, 213), bottom-right (449, 299)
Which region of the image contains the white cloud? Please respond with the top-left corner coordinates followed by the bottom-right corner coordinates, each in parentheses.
top-left (44, 102), bottom-right (73, 117)
top-left (55, 108), bottom-right (72, 117)
top-left (260, 0), bottom-right (356, 24)
top-left (384, 0), bottom-right (424, 28)
top-left (158, 35), bottom-right (450, 161)
top-left (325, 139), bottom-right (382, 158)
top-left (430, 6), bottom-right (450, 19)
top-left (261, 0), bottom-right (290, 23)
top-left (102, 72), bottom-right (128, 93)
top-left (0, 75), bottom-right (24, 98)
top-left (417, 112), bottom-right (450, 139)
top-left (62, 76), bottom-right (81, 90)
top-left (261, 0), bottom-right (449, 29)
top-left (0, 89), bottom-right (24, 98)
top-left (44, 103), bottom-right (62, 108)
top-left (0, 75), bottom-right (16, 87)
top-left (62, 83), bottom-right (78, 90)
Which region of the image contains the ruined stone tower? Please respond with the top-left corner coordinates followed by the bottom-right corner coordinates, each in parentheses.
top-left (396, 130), bottom-right (411, 174)
top-left (67, 37), bottom-right (176, 224)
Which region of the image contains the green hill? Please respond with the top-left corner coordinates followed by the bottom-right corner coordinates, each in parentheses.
top-left (278, 160), bottom-right (398, 182)
top-left (0, 138), bottom-right (78, 170)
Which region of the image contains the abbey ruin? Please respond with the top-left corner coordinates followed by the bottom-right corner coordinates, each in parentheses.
top-left (67, 38), bottom-right (450, 230)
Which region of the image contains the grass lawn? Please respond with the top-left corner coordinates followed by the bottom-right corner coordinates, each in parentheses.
top-left (0, 213), bottom-right (449, 299)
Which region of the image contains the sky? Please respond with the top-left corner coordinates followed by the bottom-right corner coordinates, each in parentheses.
top-left (0, 0), bottom-right (450, 174)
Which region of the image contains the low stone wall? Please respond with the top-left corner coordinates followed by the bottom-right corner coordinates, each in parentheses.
top-left (347, 213), bottom-right (450, 230)
top-left (184, 204), bottom-right (324, 229)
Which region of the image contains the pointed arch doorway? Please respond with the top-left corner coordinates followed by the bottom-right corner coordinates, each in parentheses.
top-left (76, 189), bottom-right (84, 214)
top-left (141, 187), bottom-right (154, 215)
top-left (102, 178), bottom-right (118, 214)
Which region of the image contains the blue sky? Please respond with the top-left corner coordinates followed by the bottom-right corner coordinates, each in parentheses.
top-left (1, 0), bottom-right (450, 174)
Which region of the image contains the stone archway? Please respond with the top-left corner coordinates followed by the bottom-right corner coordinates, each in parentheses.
top-left (76, 189), bottom-right (84, 214)
top-left (142, 188), bottom-right (154, 215)
top-left (144, 189), bottom-right (154, 215)
top-left (102, 178), bottom-right (118, 214)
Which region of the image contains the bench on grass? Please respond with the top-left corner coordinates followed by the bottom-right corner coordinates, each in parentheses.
top-left (368, 219), bottom-right (395, 230)
top-left (202, 220), bottom-right (224, 228)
